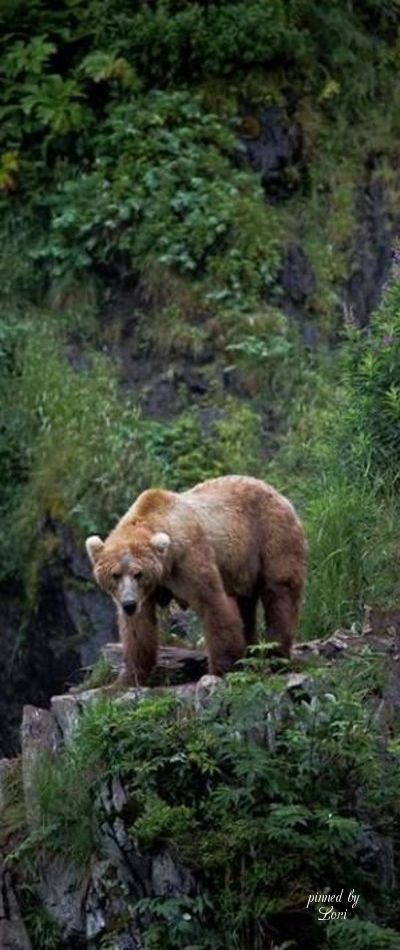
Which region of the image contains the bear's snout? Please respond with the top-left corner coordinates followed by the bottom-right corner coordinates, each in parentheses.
top-left (122, 600), bottom-right (137, 616)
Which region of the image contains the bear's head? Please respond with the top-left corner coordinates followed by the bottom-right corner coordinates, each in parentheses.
top-left (85, 526), bottom-right (170, 617)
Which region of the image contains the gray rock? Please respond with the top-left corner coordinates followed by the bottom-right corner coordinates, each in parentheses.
top-left (354, 825), bottom-right (395, 888)
top-left (152, 849), bottom-right (195, 898)
top-left (101, 641), bottom-right (209, 687)
top-left (110, 934), bottom-right (141, 950)
top-left (63, 584), bottom-right (117, 669)
top-left (38, 855), bottom-right (87, 938)
top-left (85, 860), bottom-right (108, 939)
top-left (0, 865), bottom-right (32, 950)
top-left (318, 635), bottom-right (349, 659)
top-left (0, 758), bottom-right (19, 810)
top-left (114, 687), bottom-right (151, 708)
top-left (0, 522), bottom-right (118, 759)
top-left (194, 674), bottom-right (222, 711)
top-left (21, 705), bottom-right (60, 822)
top-left (362, 604), bottom-right (400, 639)
top-left (240, 106), bottom-right (303, 196)
top-left (345, 169), bottom-right (392, 327)
top-left (84, 852), bottom-right (148, 944)
top-left (51, 692), bottom-right (82, 742)
top-left (102, 641), bottom-right (126, 675)
top-left (51, 684), bottom-right (151, 744)
top-left (285, 673), bottom-right (314, 696)
top-left (281, 242), bottom-right (315, 307)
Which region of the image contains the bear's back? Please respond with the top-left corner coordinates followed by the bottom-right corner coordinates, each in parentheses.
top-left (183, 475), bottom-right (304, 590)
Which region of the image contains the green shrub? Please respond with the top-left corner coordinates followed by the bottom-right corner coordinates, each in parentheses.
top-left (327, 917), bottom-right (400, 950)
top-left (144, 399), bottom-right (263, 490)
top-left (31, 91), bottom-right (281, 305)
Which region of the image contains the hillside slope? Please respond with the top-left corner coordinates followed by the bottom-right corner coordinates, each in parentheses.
top-left (2, 1), bottom-right (400, 753)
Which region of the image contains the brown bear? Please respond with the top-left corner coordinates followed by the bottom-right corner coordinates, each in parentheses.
top-left (86, 475), bottom-right (305, 685)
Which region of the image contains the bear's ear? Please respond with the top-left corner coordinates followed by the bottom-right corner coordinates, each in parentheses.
top-left (86, 535), bottom-right (104, 565)
top-left (150, 531), bottom-right (171, 556)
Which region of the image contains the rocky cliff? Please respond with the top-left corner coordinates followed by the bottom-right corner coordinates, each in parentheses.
top-left (2, 615), bottom-right (400, 949)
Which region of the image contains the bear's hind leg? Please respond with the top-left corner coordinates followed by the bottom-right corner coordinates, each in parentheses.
top-left (261, 582), bottom-right (301, 658)
top-left (118, 600), bottom-right (158, 686)
top-left (237, 596), bottom-right (257, 646)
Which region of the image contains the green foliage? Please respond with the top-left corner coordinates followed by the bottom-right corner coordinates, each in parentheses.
top-left (0, 759), bottom-right (26, 851)
top-left (274, 429), bottom-right (400, 640)
top-left (133, 795), bottom-right (196, 851)
top-left (265, 283), bottom-right (400, 637)
top-left (24, 907), bottom-right (62, 950)
top-left (344, 283), bottom-right (400, 482)
top-left (20, 656), bottom-right (400, 947)
top-left (144, 400), bottom-right (263, 490)
top-left (33, 745), bottom-right (101, 865)
top-left (79, 657), bottom-right (115, 691)
top-left (30, 90), bottom-right (281, 307)
top-left (326, 917), bottom-right (400, 950)
top-left (225, 308), bottom-right (301, 399)
top-left (301, 473), bottom-right (378, 637)
top-left (1, 0), bottom-right (400, 316)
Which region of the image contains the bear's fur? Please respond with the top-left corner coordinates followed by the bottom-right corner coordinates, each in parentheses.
top-left (86, 475), bottom-right (306, 685)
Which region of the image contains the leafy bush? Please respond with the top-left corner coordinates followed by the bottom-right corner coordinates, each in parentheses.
top-left (326, 917), bottom-right (400, 950)
top-left (144, 400), bottom-right (263, 490)
top-left (30, 90), bottom-right (281, 306)
top-left (1, 0), bottom-right (399, 311)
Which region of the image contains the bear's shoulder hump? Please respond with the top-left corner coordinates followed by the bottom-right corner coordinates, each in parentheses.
top-left (133, 488), bottom-right (175, 520)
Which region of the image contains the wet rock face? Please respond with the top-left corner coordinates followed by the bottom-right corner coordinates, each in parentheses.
top-left (240, 106), bottom-right (304, 199)
top-left (345, 165), bottom-right (393, 327)
top-left (281, 242), bottom-right (315, 308)
top-left (280, 241), bottom-right (319, 348)
top-left (0, 523), bottom-right (117, 758)
top-left (0, 866), bottom-right (32, 950)
top-left (240, 108), bottom-right (395, 331)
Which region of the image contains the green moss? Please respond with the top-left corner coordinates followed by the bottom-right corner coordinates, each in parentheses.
top-left (137, 303), bottom-right (207, 360)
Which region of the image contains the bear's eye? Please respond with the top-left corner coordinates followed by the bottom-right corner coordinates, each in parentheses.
top-left (133, 570), bottom-right (143, 580)
top-left (111, 571), bottom-right (121, 582)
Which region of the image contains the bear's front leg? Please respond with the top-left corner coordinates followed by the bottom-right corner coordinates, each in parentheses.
top-left (118, 599), bottom-right (158, 686)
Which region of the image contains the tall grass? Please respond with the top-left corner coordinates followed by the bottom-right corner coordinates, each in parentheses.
top-left (302, 473), bottom-right (380, 638)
